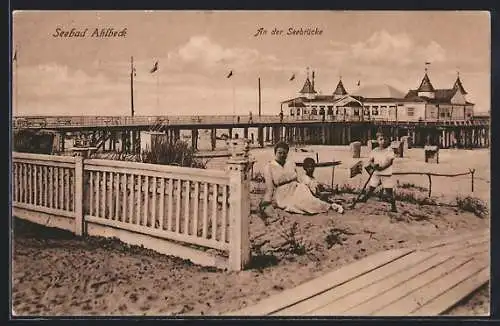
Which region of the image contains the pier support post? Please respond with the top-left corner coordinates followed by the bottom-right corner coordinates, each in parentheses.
top-left (257, 127), bottom-right (264, 148)
top-left (243, 127), bottom-right (248, 139)
top-left (210, 128), bottom-right (217, 151)
top-left (191, 129), bottom-right (198, 151)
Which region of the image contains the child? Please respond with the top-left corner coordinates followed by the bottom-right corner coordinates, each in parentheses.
top-left (300, 157), bottom-right (344, 214)
top-left (360, 132), bottom-right (397, 212)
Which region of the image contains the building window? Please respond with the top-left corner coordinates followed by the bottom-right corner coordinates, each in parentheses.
top-left (290, 109), bottom-right (294, 116)
top-left (372, 106), bottom-right (379, 115)
top-left (407, 107), bottom-right (415, 117)
top-left (327, 106), bottom-right (333, 115)
top-left (296, 108), bottom-right (301, 115)
top-left (304, 109), bottom-right (308, 115)
top-left (311, 107), bottom-right (318, 115)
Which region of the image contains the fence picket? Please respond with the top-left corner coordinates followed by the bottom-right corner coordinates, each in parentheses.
top-left (129, 174), bottom-right (134, 223)
top-left (159, 178), bottom-right (165, 230)
top-left (152, 177), bottom-right (157, 228)
top-left (12, 151), bottom-right (251, 271)
top-left (90, 171), bottom-right (94, 216)
top-left (59, 168), bottom-right (64, 210)
top-left (202, 182), bottom-right (209, 238)
top-left (122, 174), bottom-right (127, 222)
top-left (192, 182), bottom-right (199, 236)
top-left (144, 176), bottom-right (149, 226)
top-left (34, 165), bottom-right (39, 206)
top-left (222, 184), bottom-right (228, 243)
top-left (212, 184), bottom-right (217, 240)
top-left (176, 179), bottom-right (181, 233)
top-left (137, 175), bottom-right (142, 225)
top-left (48, 166), bottom-right (53, 208)
top-left (65, 168), bottom-right (70, 210)
top-left (115, 173), bottom-right (120, 220)
top-left (184, 180), bottom-right (190, 234)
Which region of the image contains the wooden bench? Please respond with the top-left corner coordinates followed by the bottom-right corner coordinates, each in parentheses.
top-left (226, 229), bottom-right (489, 316)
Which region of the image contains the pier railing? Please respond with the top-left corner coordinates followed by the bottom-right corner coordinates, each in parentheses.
top-left (11, 149), bottom-right (251, 271)
top-left (13, 114), bottom-right (489, 129)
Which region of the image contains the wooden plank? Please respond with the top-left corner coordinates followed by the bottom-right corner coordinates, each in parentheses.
top-left (424, 234), bottom-right (488, 255)
top-left (33, 165), bottom-right (38, 206)
top-left (332, 256), bottom-right (473, 316)
top-left (225, 249), bottom-right (414, 316)
top-left (275, 251), bottom-right (436, 316)
top-left (13, 152), bottom-right (76, 163)
top-left (373, 258), bottom-right (488, 316)
top-left (13, 207), bottom-right (75, 233)
top-left (419, 229), bottom-right (488, 251)
top-left (307, 253), bottom-right (454, 316)
top-left (85, 221), bottom-right (228, 269)
top-left (43, 166), bottom-right (48, 207)
top-left (85, 216), bottom-right (229, 251)
top-left (410, 267), bottom-right (489, 316)
top-left (454, 242), bottom-right (488, 257)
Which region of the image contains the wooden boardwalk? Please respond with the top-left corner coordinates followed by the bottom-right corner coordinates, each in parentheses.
top-left (226, 228), bottom-right (489, 316)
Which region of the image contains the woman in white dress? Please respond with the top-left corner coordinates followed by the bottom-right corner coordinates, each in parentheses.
top-left (260, 141), bottom-right (340, 215)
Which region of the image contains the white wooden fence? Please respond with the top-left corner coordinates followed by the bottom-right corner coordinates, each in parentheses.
top-left (11, 151), bottom-right (251, 271)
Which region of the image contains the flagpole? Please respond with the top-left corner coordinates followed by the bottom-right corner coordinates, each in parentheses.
top-left (232, 77), bottom-right (235, 121)
top-left (14, 45), bottom-right (18, 113)
top-left (130, 56), bottom-right (135, 117)
top-left (156, 70), bottom-right (160, 113)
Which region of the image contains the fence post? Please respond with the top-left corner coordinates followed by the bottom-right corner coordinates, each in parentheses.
top-left (227, 139), bottom-right (251, 271)
top-left (470, 169), bottom-right (475, 193)
top-left (73, 154), bottom-right (85, 236)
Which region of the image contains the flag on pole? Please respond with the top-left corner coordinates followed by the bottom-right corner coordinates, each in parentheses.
top-left (13, 49), bottom-right (17, 63)
top-left (357, 80), bottom-right (361, 86)
top-left (289, 73), bottom-right (295, 81)
top-left (150, 61), bottom-right (159, 73)
top-left (425, 62), bottom-right (431, 65)
top-left (226, 70), bottom-right (233, 78)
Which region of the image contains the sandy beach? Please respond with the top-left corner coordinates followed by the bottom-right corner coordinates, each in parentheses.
top-left (12, 145), bottom-right (490, 316)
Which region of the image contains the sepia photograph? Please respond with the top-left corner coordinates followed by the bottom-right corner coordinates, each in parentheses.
top-left (10, 10), bottom-right (490, 317)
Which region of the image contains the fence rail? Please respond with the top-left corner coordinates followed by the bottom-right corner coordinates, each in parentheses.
top-left (393, 169), bottom-right (476, 197)
top-left (11, 150), bottom-right (251, 271)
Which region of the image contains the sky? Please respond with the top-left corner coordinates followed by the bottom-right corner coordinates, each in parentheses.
top-left (12, 11), bottom-right (490, 116)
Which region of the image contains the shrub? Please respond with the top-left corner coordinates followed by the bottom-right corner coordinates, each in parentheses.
top-left (398, 182), bottom-right (428, 192)
top-left (140, 140), bottom-right (207, 168)
top-left (455, 196), bottom-right (488, 218)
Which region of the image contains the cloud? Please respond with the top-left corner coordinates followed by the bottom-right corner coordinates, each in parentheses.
top-left (320, 30), bottom-right (447, 68)
top-left (167, 35), bottom-right (278, 72)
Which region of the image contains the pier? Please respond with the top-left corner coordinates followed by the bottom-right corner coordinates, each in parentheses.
top-left (13, 115), bottom-right (490, 154)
